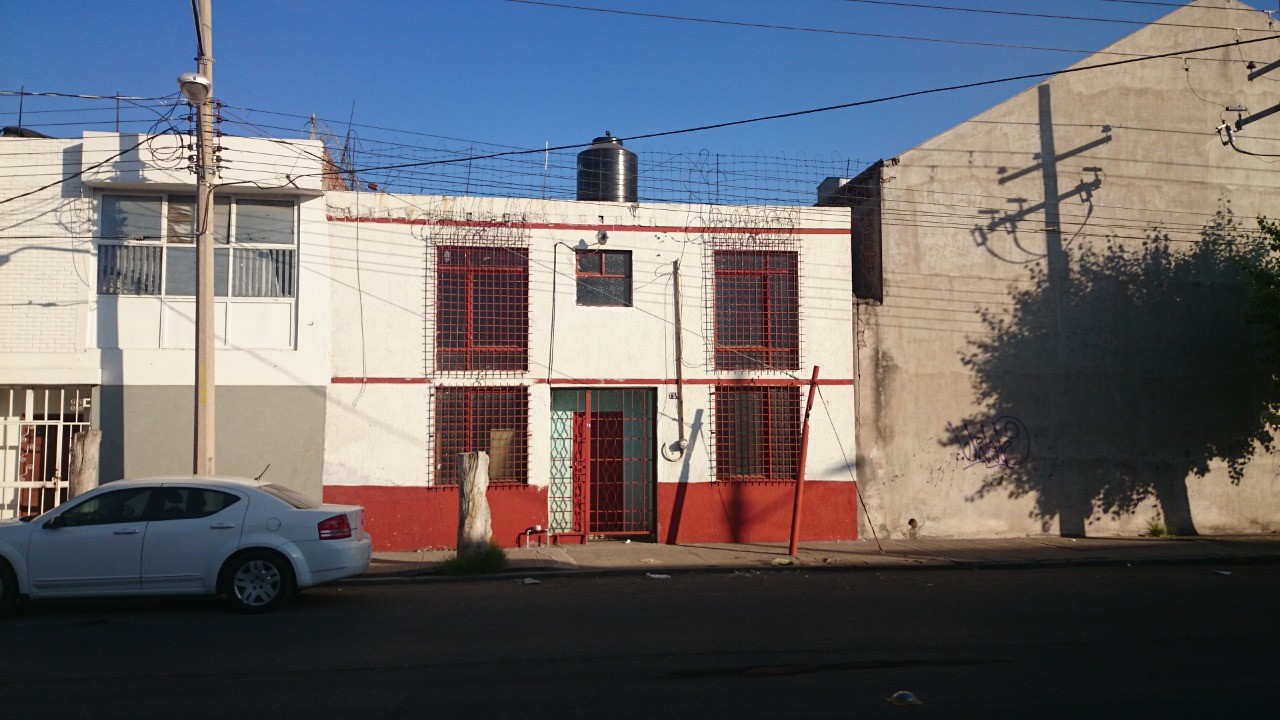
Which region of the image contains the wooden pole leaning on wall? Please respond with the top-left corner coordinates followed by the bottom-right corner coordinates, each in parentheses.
top-left (457, 451), bottom-right (493, 557)
top-left (68, 429), bottom-right (101, 500)
top-left (788, 366), bottom-right (821, 558)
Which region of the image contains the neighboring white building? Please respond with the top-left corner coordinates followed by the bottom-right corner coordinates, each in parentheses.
top-left (1, 130), bottom-right (859, 549)
top-left (1, 130), bottom-right (332, 515)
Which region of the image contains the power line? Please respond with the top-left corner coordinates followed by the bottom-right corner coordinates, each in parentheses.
top-left (506, 0), bottom-right (1143, 56)
top-left (208, 33), bottom-right (1280, 191)
top-left (832, 0), bottom-right (1258, 29)
top-left (0, 135), bottom-right (154, 206)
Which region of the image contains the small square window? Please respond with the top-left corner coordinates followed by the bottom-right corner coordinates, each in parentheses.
top-left (575, 250), bottom-right (631, 307)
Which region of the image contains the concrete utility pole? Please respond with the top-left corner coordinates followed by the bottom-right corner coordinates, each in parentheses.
top-left (189, 0), bottom-right (216, 474)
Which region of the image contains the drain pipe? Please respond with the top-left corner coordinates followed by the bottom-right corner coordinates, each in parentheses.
top-left (663, 259), bottom-right (688, 460)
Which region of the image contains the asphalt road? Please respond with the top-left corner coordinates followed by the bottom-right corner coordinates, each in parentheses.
top-left (1, 564), bottom-right (1276, 719)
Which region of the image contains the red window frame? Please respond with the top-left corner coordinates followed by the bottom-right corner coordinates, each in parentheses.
top-left (436, 245), bottom-right (529, 372)
top-left (575, 249), bottom-right (632, 306)
top-left (713, 385), bottom-right (801, 482)
top-left (434, 386), bottom-right (529, 485)
top-left (713, 250), bottom-right (799, 370)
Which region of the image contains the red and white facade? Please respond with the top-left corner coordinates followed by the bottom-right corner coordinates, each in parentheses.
top-left (320, 193), bottom-right (858, 550)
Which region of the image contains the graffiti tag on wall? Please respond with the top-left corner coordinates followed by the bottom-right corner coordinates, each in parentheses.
top-left (948, 416), bottom-right (1032, 470)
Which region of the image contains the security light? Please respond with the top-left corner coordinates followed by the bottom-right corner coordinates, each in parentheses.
top-left (178, 72), bottom-right (211, 104)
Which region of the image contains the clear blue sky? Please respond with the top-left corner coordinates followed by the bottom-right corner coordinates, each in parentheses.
top-left (1, 1), bottom-right (1271, 169)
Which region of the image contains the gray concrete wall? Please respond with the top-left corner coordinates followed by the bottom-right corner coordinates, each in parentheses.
top-left (98, 385), bottom-right (327, 499)
top-left (857, 0), bottom-right (1280, 538)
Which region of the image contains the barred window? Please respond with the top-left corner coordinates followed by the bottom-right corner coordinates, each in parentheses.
top-left (713, 250), bottom-right (799, 370)
top-left (713, 385), bottom-right (801, 481)
top-left (434, 386), bottom-right (529, 485)
top-left (97, 194), bottom-right (295, 299)
top-left (575, 249), bottom-right (632, 306)
top-left (436, 245), bottom-right (529, 372)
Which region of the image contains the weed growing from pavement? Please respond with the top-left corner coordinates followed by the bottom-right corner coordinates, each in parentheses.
top-left (1145, 517), bottom-right (1170, 537)
top-left (439, 545), bottom-right (508, 575)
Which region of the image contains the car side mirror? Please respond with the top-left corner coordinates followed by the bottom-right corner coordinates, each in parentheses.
top-left (44, 515), bottom-right (66, 529)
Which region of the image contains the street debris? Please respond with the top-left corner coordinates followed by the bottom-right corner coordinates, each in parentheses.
top-left (519, 577), bottom-right (541, 585)
top-left (1213, 570), bottom-right (1233, 576)
top-left (771, 557), bottom-right (796, 566)
top-left (646, 572), bottom-right (671, 579)
top-left (888, 691), bottom-right (923, 705)
top-left (639, 558), bottom-right (656, 563)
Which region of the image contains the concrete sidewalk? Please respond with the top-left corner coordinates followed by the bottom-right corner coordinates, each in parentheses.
top-left (355, 534), bottom-right (1280, 581)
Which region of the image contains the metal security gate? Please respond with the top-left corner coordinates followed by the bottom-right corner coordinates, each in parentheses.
top-left (1, 387), bottom-right (91, 519)
top-left (549, 388), bottom-right (655, 538)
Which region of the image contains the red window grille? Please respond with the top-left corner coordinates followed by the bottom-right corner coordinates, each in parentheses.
top-left (436, 245), bottom-right (529, 372)
top-left (712, 385), bottom-right (801, 481)
top-left (713, 250), bottom-right (799, 370)
top-left (434, 386), bottom-right (529, 485)
top-left (575, 250), bottom-right (632, 306)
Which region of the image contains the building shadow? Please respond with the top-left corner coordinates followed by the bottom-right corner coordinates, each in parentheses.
top-left (949, 208), bottom-right (1275, 536)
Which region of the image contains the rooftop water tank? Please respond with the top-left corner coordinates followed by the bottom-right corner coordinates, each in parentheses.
top-left (577, 132), bottom-right (637, 203)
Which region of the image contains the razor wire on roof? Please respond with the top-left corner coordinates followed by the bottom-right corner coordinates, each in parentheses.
top-left (317, 138), bottom-right (871, 206)
top-left (279, 117), bottom-right (869, 206)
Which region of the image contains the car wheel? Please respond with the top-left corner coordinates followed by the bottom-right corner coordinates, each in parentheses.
top-left (0, 561), bottom-right (17, 617)
top-left (223, 550), bottom-right (294, 614)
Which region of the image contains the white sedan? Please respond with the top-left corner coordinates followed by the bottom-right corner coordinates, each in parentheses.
top-left (0, 476), bottom-right (372, 614)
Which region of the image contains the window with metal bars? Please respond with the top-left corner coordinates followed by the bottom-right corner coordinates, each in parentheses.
top-left (575, 249), bottom-right (632, 306)
top-left (436, 245), bottom-right (529, 372)
top-left (96, 194), bottom-right (296, 298)
top-left (433, 386), bottom-right (529, 485)
top-left (712, 385), bottom-right (801, 482)
top-left (713, 250), bottom-right (799, 370)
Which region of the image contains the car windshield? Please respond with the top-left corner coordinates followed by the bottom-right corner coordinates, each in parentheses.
top-left (259, 483), bottom-right (320, 509)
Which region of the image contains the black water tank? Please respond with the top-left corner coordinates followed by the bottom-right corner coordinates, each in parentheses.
top-left (577, 132), bottom-right (637, 202)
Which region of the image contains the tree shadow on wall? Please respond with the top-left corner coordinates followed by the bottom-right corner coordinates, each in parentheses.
top-left (949, 209), bottom-right (1275, 536)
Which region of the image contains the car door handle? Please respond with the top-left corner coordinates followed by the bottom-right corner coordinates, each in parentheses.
top-left (209, 523), bottom-right (236, 529)
top-left (113, 529), bottom-right (140, 535)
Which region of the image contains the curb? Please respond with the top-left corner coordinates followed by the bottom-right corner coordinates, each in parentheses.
top-left (340, 552), bottom-right (1280, 585)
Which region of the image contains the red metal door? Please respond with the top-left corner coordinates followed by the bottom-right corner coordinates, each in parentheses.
top-left (561, 388), bottom-right (655, 538)
top-left (576, 411), bottom-right (625, 532)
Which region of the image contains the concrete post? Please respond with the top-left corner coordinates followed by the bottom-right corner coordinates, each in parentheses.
top-left (193, 0), bottom-right (217, 475)
top-left (457, 451), bottom-right (492, 556)
top-left (68, 429), bottom-right (101, 499)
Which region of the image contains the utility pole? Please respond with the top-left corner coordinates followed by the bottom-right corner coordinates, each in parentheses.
top-left (181, 0), bottom-right (217, 474)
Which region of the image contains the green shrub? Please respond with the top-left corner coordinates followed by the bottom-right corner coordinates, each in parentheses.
top-left (1145, 517), bottom-right (1169, 538)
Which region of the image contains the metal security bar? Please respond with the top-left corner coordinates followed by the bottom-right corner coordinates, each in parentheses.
top-left (434, 245), bottom-right (530, 373)
top-left (713, 250), bottom-right (800, 370)
top-left (433, 385), bottom-right (529, 486)
top-left (711, 385), bottom-right (801, 482)
top-left (428, 218), bottom-right (531, 376)
top-left (549, 388), bottom-right (655, 537)
top-left (0, 387), bottom-right (91, 518)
